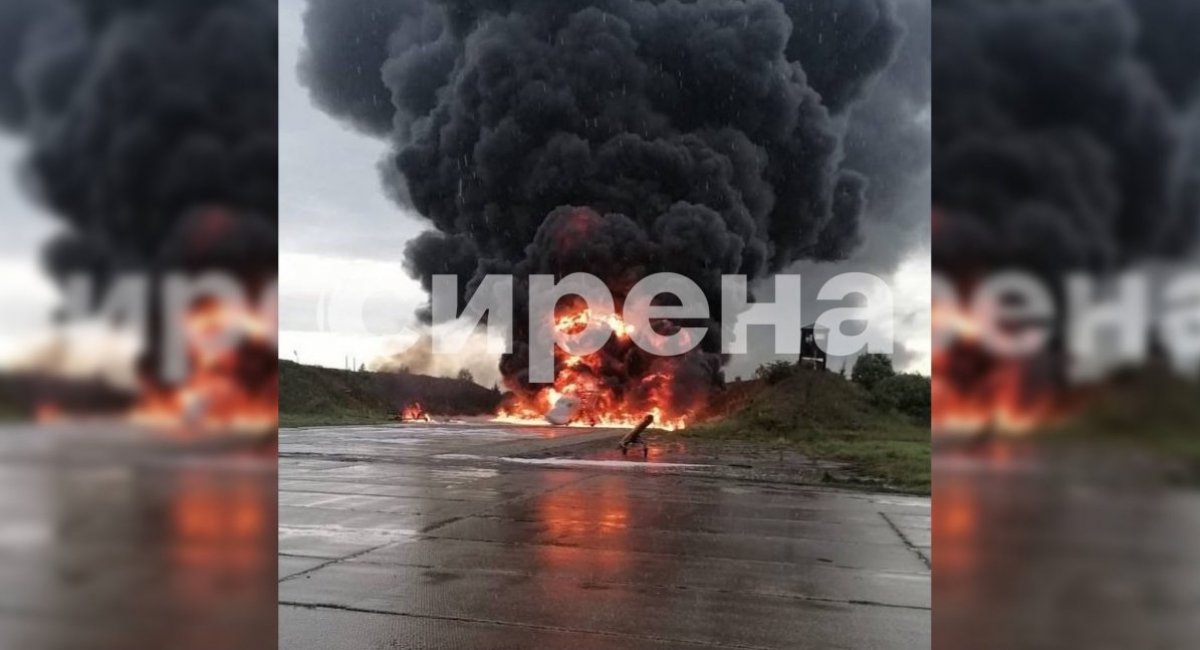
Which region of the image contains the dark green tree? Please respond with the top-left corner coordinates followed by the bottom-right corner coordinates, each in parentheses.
top-left (755, 361), bottom-right (797, 385)
top-left (872, 374), bottom-right (931, 422)
top-left (851, 353), bottom-right (895, 391)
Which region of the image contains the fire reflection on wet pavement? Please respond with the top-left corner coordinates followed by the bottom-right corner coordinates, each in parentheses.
top-left (934, 439), bottom-right (1200, 650)
top-left (278, 423), bottom-right (930, 649)
top-left (0, 424), bottom-right (277, 650)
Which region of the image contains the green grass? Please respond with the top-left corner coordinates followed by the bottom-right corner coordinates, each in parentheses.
top-left (281, 361), bottom-right (391, 411)
top-left (687, 368), bottom-right (930, 493)
top-left (1043, 369), bottom-right (1200, 465)
top-left (279, 360), bottom-right (397, 427)
top-left (278, 360), bottom-right (500, 428)
top-left (277, 358), bottom-right (932, 491)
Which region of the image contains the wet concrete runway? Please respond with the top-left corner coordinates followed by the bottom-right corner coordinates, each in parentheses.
top-left (934, 441), bottom-right (1200, 650)
top-left (0, 424), bottom-right (277, 650)
top-left (279, 424), bottom-right (931, 649)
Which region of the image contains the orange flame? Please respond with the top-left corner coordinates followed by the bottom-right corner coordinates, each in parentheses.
top-left (932, 300), bottom-right (1061, 435)
top-left (399, 402), bottom-right (431, 422)
top-left (494, 306), bottom-right (694, 430)
top-left (130, 299), bottom-right (276, 434)
top-left (35, 402), bottom-right (63, 424)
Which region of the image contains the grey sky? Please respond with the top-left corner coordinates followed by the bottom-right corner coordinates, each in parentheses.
top-left (279, 0), bottom-right (431, 370)
top-left (0, 135), bottom-right (58, 362)
top-left (0, 135), bottom-right (57, 259)
top-left (280, 0), bottom-right (424, 264)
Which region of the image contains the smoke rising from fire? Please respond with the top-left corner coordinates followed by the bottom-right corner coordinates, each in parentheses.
top-left (0, 0), bottom-right (278, 289)
top-left (934, 0), bottom-right (1200, 277)
top-left (373, 332), bottom-right (502, 387)
top-left (0, 0), bottom-right (279, 417)
top-left (753, 0), bottom-right (928, 378)
top-left (932, 0), bottom-right (1200, 433)
top-left (300, 0), bottom-right (910, 416)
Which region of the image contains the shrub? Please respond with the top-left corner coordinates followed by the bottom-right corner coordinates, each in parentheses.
top-left (872, 373), bottom-right (931, 422)
top-left (851, 353), bottom-right (895, 391)
top-left (755, 361), bottom-right (798, 385)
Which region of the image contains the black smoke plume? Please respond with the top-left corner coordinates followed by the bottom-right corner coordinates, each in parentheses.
top-left (0, 0), bottom-right (278, 384)
top-left (933, 0), bottom-right (1199, 278)
top-left (932, 0), bottom-right (1200, 416)
top-left (751, 0), bottom-right (928, 378)
top-left (301, 0), bottom-right (907, 409)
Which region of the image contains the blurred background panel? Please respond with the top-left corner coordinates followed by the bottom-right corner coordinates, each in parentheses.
top-left (0, 1), bottom-right (277, 648)
top-left (933, 0), bottom-right (1200, 648)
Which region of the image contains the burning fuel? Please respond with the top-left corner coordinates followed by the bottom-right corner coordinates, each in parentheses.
top-left (494, 303), bottom-right (697, 429)
top-left (129, 298), bottom-right (277, 434)
top-left (930, 294), bottom-right (1059, 434)
top-left (399, 401), bottom-right (431, 422)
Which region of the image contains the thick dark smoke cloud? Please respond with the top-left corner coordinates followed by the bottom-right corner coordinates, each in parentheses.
top-left (934, 0), bottom-right (1200, 277)
top-left (1130, 0), bottom-right (1200, 110)
top-left (0, 0), bottom-right (278, 287)
top-left (301, 0), bottom-right (908, 396)
top-left (933, 0), bottom-right (1200, 413)
top-left (842, 0), bottom-right (929, 264)
top-left (785, 0), bottom-right (929, 276)
top-left (298, 0), bottom-right (436, 136)
top-left (739, 0), bottom-right (929, 377)
top-left (0, 0), bottom-right (48, 127)
top-left (0, 0), bottom-right (278, 391)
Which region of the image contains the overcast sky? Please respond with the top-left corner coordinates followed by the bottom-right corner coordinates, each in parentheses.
top-left (0, 135), bottom-right (59, 365)
top-left (278, 0), bottom-right (429, 371)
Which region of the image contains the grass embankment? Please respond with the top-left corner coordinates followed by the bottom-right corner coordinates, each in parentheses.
top-left (687, 368), bottom-right (930, 493)
top-left (279, 362), bottom-right (393, 427)
top-left (279, 360), bottom-right (501, 428)
top-left (1045, 369), bottom-right (1200, 466)
top-left (0, 400), bottom-right (22, 423)
top-left (0, 379), bottom-right (24, 422)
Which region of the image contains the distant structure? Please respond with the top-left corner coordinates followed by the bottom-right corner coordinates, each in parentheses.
top-left (799, 325), bottom-right (828, 371)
